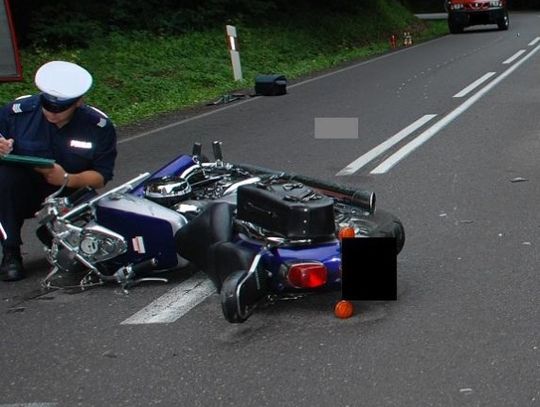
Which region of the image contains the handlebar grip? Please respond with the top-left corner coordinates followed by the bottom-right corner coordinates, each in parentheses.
top-left (192, 142), bottom-right (202, 157)
top-left (212, 141), bottom-right (223, 161)
top-left (130, 258), bottom-right (158, 274)
top-left (66, 186), bottom-right (97, 206)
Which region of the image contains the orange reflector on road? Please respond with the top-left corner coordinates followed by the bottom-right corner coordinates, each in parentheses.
top-left (334, 300), bottom-right (354, 319)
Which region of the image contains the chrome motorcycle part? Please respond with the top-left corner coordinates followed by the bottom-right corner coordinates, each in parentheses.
top-left (78, 224), bottom-right (127, 263)
top-left (143, 176), bottom-right (192, 207)
top-left (80, 236), bottom-right (99, 255)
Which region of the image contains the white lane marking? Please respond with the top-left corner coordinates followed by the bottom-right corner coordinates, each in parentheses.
top-left (118, 36), bottom-right (447, 145)
top-left (336, 114), bottom-right (437, 176)
top-left (371, 44), bottom-right (540, 174)
top-left (528, 37), bottom-right (540, 46)
top-left (121, 272), bottom-right (215, 324)
top-left (502, 49), bottom-right (526, 64)
top-left (453, 72), bottom-right (496, 98)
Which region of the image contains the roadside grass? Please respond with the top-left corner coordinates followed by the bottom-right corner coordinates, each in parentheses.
top-left (0, 14), bottom-right (448, 127)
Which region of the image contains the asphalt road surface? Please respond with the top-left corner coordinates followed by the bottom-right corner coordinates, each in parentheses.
top-left (1, 12), bottom-right (539, 407)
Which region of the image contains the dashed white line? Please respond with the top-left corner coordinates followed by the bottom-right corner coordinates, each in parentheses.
top-left (336, 114), bottom-right (437, 176)
top-left (121, 272), bottom-right (215, 325)
top-left (502, 49), bottom-right (526, 64)
top-left (453, 72), bottom-right (496, 98)
top-left (371, 44), bottom-right (540, 174)
top-left (528, 37), bottom-right (540, 46)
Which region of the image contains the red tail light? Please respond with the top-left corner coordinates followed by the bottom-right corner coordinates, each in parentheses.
top-left (286, 262), bottom-right (328, 289)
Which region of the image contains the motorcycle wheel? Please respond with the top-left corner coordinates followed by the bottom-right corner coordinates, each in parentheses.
top-left (497, 12), bottom-right (509, 30)
top-left (366, 209), bottom-right (406, 255)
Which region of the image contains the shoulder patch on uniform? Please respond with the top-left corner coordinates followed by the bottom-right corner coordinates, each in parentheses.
top-left (89, 105), bottom-right (109, 119)
top-left (10, 95), bottom-right (39, 114)
top-left (97, 118), bottom-right (107, 128)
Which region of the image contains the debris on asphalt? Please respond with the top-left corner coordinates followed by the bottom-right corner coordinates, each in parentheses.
top-left (6, 306), bottom-right (25, 313)
top-left (510, 177), bottom-right (528, 183)
top-left (102, 350), bottom-right (118, 358)
top-left (522, 242), bottom-right (532, 246)
top-left (459, 219), bottom-right (474, 224)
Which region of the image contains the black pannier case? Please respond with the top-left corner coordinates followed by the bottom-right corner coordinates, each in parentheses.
top-left (254, 74), bottom-right (287, 96)
top-left (236, 182), bottom-right (335, 239)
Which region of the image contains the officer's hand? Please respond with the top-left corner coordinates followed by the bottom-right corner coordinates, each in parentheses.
top-left (35, 164), bottom-right (69, 186)
top-left (0, 136), bottom-right (14, 156)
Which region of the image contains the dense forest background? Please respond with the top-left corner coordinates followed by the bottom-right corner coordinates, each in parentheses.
top-left (10, 0), bottom-right (405, 49)
top-left (10, 0), bottom-right (540, 49)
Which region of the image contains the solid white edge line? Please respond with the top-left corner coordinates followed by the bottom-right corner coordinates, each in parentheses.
top-left (528, 37), bottom-right (540, 46)
top-left (121, 272), bottom-right (216, 325)
top-left (336, 114), bottom-right (437, 176)
top-left (502, 49), bottom-right (526, 64)
top-left (118, 36), bottom-right (448, 145)
top-left (453, 72), bottom-right (496, 98)
top-left (371, 44), bottom-right (540, 174)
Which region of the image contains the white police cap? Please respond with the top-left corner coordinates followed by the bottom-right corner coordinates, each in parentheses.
top-left (35, 61), bottom-right (93, 100)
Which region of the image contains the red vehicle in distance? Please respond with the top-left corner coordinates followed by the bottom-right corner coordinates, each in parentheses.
top-left (445, 0), bottom-right (509, 33)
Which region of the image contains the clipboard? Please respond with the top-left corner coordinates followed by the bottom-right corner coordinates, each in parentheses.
top-left (0, 154), bottom-right (55, 168)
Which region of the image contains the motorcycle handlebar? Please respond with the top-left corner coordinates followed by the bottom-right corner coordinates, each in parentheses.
top-left (93, 258), bottom-right (158, 285)
top-left (65, 186), bottom-right (97, 206)
top-left (130, 258), bottom-right (158, 274)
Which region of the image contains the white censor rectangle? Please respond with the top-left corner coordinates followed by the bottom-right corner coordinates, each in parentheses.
top-left (226, 25), bottom-right (242, 81)
top-left (315, 117), bottom-right (359, 139)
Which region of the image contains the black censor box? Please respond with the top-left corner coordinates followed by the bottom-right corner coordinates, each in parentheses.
top-left (341, 237), bottom-right (397, 301)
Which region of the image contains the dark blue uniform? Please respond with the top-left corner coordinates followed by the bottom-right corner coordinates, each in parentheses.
top-left (0, 94), bottom-right (117, 249)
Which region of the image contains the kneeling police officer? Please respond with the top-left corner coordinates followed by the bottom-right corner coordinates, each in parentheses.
top-left (0, 61), bottom-right (117, 281)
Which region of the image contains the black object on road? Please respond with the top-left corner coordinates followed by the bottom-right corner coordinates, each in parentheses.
top-left (254, 74), bottom-right (287, 96)
top-left (341, 237), bottom-right (397, 301)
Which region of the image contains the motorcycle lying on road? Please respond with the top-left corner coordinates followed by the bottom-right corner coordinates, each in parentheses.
top-left (36, 142), bottom-right (405, 322)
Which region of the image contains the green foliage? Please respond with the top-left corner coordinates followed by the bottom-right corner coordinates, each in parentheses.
top-left (1, 1), bottom-right (447, 126)
top-left (9, 0), bottom-right (540, 50)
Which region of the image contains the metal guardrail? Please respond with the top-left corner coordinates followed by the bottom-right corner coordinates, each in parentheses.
top-left (0, 0), bottom-right (22, 81)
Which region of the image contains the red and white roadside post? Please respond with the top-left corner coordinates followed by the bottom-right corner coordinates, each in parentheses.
top-left (226, 25), bottom-right (243, 81)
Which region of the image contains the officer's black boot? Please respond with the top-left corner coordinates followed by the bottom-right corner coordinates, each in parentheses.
top-left (1, 247), bottom-right (25, 282)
